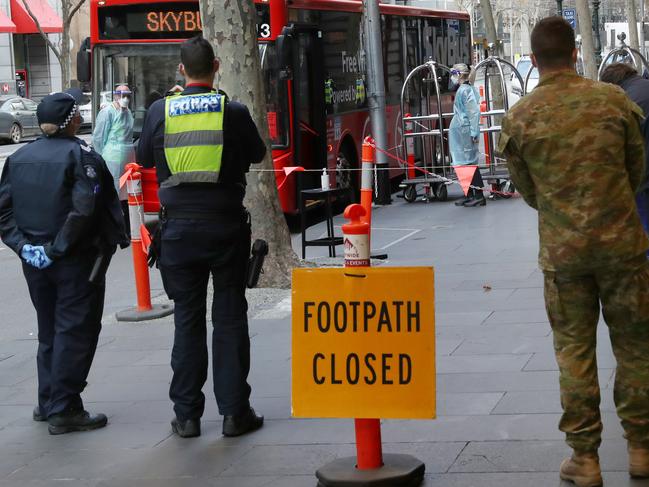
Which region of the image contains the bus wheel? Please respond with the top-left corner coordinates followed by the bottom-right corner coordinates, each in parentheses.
top-left (434, 183), bottom-right (448, 201)
top-left (336, 148), bottom-right (359, 204)
top-left (403, 185), bottom-right (417, 203)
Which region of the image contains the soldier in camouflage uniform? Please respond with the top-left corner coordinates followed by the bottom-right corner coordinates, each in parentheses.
top-left (498, 17), bottom-right (649, 487)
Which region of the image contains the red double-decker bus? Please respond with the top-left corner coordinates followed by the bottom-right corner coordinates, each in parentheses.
top-left (78, 0), bottom-right (471, 213)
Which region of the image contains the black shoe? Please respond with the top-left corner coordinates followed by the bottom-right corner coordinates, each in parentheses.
top-left (48, 410), bottom-right (107, 435)
top-left (33, 406), bottom-right (46, 422)
top-left (454, 196), bottom-right (471, 206)
top-left (222, 407), bottom-right (264, 437)
top-left (171, 417), bottom-right (201, 438)
top-left (464, 192), bottom-right (486, 207)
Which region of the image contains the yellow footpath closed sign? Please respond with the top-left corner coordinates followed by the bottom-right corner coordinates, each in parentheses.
top-left (291, 267), bottom-right (435, 419)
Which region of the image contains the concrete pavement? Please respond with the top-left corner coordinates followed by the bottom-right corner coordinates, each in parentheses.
top-left (0, 185), bottom-right (647, 487)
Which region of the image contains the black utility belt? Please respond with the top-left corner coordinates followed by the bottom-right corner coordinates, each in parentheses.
top-left (160, 207), bottom-right (247, 221)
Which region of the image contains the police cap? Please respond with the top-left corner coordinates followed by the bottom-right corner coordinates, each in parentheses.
top-left (37, 90), bottom-right (81, 130)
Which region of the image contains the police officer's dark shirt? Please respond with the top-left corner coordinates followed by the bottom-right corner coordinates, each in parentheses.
top-left (0, 136), bottom-right (127, 258)
top-left (137, 86), bottom-right (266, 214)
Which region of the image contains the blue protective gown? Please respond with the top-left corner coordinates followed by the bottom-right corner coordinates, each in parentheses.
top-left (92, 104), bottom-right (134, 200)
top-left (449, 83), bottom-right (481, 166)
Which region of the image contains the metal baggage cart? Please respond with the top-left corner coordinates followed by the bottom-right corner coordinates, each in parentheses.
top-left (598, 33), bottom-right (649, 79)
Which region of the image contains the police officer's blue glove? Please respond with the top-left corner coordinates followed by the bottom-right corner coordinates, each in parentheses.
top-left (20, 244), bottom-right (39, 267)
top-left (31, 246), bottom-right (53, 269)
top-left (20, 244), bottom-right (53, 269)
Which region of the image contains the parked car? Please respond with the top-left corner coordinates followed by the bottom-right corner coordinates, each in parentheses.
top-left (79, 92), bottom-right (92, 132)
top-left (0, 96), bottom-right (40, 144)
top-left (511, 56), bottom-right (539, 96)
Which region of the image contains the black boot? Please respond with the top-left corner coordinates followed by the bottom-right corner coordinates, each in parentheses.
top-left (171, 417), bottom-right (201, 438)
top-left (454, 193), bottom-right (471, 206)
top-left (48, 410), bottom-right (107, 435)
top-left (222, 407), bottom-right (264, 437)
top-left (464, 189), bottom-right (486, 207)
top-left (33, 405), bottom-right (46, 422)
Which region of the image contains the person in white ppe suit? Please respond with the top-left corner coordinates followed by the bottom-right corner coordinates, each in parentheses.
top-left (448, 64), bottom-right (486, 207)
top-left (92, 84), bottom-right (135, 230)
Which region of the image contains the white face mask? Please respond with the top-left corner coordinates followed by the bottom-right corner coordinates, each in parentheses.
top-left (118, 97), bottom-right (129, 108)
top-left (450, 75), bottom-right (460, 86)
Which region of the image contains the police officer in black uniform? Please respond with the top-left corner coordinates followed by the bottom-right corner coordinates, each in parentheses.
top-left (137, 36), bottom-right (266, 438)
top-left (0, 90), bottom-right (129, 435)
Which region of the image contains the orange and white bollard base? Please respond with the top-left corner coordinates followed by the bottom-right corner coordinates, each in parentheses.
top-left (315, 206), bottom-right (424, 486)
top-left (116, 163), bottom-right (173, 323)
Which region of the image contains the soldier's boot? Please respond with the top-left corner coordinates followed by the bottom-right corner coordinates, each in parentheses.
top-left (559, 452), bottom-right (603, 487)
top-left (629, 442), bottom-right (649, 478)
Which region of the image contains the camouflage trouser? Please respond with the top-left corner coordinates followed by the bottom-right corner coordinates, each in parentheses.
top-left (544, 255), bottom-right (649, 453)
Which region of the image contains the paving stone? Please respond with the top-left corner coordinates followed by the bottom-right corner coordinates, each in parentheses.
top-left (422, 472), bottom-right (562, 486)
top-left (492, 389), bottom-right (617, 415)
top-left (435, 311), bottom-right (492, 327)
top-left (450, 440), bottom-right (570, 473)
top-left (437, 323), bottom-right (551, 339)
top-left (436, 338), bottom-right (464, 355)
top-left (381, 412), bottom-right (625, 443)
top-left (455, 277), bottom-right (543, 291)
top-left (437, 354), bottom-right (532, 374)
top-left (452, 335), bottom-right (553, 355)
top-left (437, 371), bottom-right (560, 393)
top-left (484, 309), bottom-right (549, 325)
top-left (219, 444), bottom-right (357, 476)
top-left (450, 438), bottom-right (632, 473)
top-left (437, 393), bottom-right (504, 416)
top-left (82, 380), bottom-right (170, 403)
top-left (524, 352), bottom-right (617, 371)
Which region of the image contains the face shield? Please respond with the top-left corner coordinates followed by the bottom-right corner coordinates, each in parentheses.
top-left (114, 89), bottom-right (132, 108)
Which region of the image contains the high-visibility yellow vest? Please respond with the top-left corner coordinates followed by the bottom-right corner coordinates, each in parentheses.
top-left (163, 92), bottom-right (224, 187)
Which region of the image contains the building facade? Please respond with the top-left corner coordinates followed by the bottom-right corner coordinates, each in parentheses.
top-left (0, 0), bottom-right (63, 100)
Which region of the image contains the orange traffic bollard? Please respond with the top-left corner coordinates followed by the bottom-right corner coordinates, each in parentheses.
top-left (360, 137), bottom-right (374, 230)
top-left (479, 85), bottom-right (490, 166)
top-left (404, 113), bottom-right (416, 180)
top-left (316, 203), bottom-right (423, 486)
top-left (116, 163), bottom-right (173, 322)
top-left (342, 204), bottom-right (382, 468)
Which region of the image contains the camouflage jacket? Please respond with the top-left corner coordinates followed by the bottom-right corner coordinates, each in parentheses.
top-left (498, 70), bottom-right (649, 272)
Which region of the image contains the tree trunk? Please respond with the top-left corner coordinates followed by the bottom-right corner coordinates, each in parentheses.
top-left (479, 0), bottom-right (499, 55)
top-left (200, 0), bottom-right (299, 288)
top-left (626, 0), bottom-right (642, 68)
top-left (627, 0), bottom-right (640, 49)
top-left (576, 0), bottom-right (598, 79)
top-left (60, 25), bottom-right (71, 89)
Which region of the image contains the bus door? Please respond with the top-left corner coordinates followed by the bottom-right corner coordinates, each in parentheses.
top-left (281, 25), bottom-right (327, 189)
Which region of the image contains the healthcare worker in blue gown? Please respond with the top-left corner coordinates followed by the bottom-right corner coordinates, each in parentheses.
top-left (448, 63), bottom-right (486, 207)
top-left (92, 84), bottom-right (135, 230)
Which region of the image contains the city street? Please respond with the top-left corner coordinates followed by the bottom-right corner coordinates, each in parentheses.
top-left (0, 184), bottom-right (646, 487)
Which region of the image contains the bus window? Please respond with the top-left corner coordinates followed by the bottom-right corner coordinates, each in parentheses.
top-left (94, 44), bottom-right (181, 135)
top-left (382, 15), bottom-right (405, 106)
top-left (320, 10), bottom-right (367, 115)
top-left (405, 18), bottom-right (423, 114)
top-left (260, 43), bottom-right (289, 148)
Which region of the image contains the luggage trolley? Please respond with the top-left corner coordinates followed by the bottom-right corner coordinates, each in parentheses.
top-left (598, 32), bottom-right (649, 79)
top-left (473, 54), bottom-right (524, 196)
top-left (398, 60), bottom-right (454, 203)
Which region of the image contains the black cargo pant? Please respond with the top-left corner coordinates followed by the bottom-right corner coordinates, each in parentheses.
top-left (159, 213), bottom-right (252, 421)
top-left (22, 252), bottom-right (105, 418)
